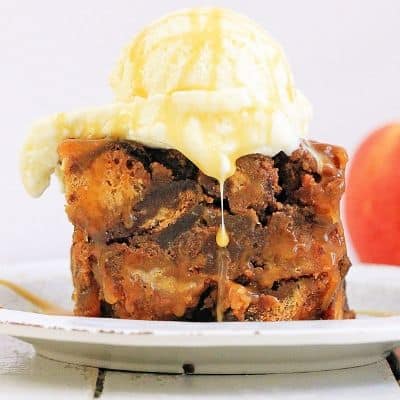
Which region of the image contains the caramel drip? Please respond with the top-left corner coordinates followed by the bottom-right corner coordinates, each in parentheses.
top-left (215, 181), bottom-right (229, 322)
top-left (216, 248), bottom-right (229, 322)
top-left (216, 225), bottom-right (229, 248)
top-left (216, 182), bottom-right (229, 248)
top-left (0, 279), bottom-right (71, 315)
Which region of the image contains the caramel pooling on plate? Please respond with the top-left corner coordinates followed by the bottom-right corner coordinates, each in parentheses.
top-left (0, 279), bottom-right (71, 315)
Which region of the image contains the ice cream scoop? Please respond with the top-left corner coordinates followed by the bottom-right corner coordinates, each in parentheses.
top-left (21, 7), bottom-right (311, 198)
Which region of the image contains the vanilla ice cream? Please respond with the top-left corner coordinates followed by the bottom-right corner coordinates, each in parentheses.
top-left (21, 7), bottom-right (312, 198)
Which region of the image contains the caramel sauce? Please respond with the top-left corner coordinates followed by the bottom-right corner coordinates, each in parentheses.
top-left (216, 248), bottom-right (229, 322)
top-left (0, 279), bottom-right (71, 315)
top-left (216, 183), bottom-right (229, 248)
top-left (128, 8), bottom-right (223, 95)
top-left (216, 226), bottom-right (229, 248)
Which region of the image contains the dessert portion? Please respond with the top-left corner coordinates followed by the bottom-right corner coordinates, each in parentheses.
top-left (20, 7), bottom-right (353, 321)
top-left (60, 138), bottom-right (352, 321)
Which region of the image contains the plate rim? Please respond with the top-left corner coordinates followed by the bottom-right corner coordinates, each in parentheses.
top-left (0, 309), bottom-right (399, 347)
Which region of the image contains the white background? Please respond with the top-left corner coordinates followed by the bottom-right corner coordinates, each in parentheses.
top-left (0, 0), bottom-right (399, 264)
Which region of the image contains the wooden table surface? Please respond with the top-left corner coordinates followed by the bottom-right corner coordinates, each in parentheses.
top-left (0, 335), bottom-right (399, 399)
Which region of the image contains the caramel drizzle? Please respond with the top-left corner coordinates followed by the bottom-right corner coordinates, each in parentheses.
top-left (128, 8), bottom-right (223, 96)
top-left (216, 248), bottom-right (229, 322)
top-left (216, 182), bottom-right (229, 248)
top-left (0, 279), bottom-right (71, 315)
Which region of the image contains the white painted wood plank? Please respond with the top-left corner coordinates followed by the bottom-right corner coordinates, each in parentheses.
top-left (0, 335), bottom-right (98, 400)
top-left (101, 360), bottom-right (399, 400)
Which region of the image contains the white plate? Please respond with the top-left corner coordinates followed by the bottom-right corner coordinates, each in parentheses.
top-left (0, 259), bottom-right (399, 374)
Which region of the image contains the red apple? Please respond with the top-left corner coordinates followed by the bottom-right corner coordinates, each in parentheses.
top-left (345, 123), bottom-right (400, 265)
